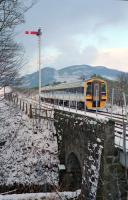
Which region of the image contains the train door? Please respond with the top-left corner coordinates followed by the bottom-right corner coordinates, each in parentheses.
top-left (92, 82), bottom-right (100, 107)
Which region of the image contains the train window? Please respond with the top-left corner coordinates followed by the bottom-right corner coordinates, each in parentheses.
top-left (67, 87), bottom-right (84, 94)
top-left (76, 87), bottom-right (84, 94)
top-left (101, 83), bottom-right (106, 93)
top-left (86, 83), bottom-right (92, 95)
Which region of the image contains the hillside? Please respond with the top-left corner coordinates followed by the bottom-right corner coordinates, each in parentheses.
top-left (21, 65), bottom-right (127, 88)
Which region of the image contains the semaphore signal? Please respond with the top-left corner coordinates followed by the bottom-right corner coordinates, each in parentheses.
top-left (25, 28), bottom-right (42, 110)
top-left (25, 29), bottom-right (42, 36)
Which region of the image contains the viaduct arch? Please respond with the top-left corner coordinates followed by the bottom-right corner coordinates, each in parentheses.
top-left (65, 152), bottom-right (82, 191)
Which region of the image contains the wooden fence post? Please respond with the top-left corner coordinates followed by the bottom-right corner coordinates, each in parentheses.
top-left (25, 103), bottom-right (28, 114)
top-left (22, 102), bottom-right (24, 111)
top-left (12, 95), bottom-right (13, 102)
top-left (17, 97), bottom-right (18, 104)
top-left (10, 93), bottom-right (13, 102)
top-left (29, 104), bottom-right (33, 118)
top-left (20, 100), bottom-right (21, 109)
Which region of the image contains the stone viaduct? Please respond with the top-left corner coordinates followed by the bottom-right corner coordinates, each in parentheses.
top-left (54, 109), bottom-right (127, 200)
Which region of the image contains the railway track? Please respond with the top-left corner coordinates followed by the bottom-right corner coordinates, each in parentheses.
top-left (94, 110), bottom-right (127, 123)
top-left (19, 95), bottom-right (128, 123)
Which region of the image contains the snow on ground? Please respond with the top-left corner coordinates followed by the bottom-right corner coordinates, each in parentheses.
top-left (0, 87), bottom-right (12, 96)
top-left (114, 123), bottom-right (128, 152)
top-left (0, 99), bottom-right (59, 186)
top-left (102, 103), bottom-right (128, 115)
top-left (0, 190), bottom-right (81, 200)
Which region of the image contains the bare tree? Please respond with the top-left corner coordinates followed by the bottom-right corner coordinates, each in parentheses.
top-left (117, 72), bottom-right (128, 93)
top-left (110, 72), bottom-right (128, 106)
top-left (0, 0), bottom-right (36, 88)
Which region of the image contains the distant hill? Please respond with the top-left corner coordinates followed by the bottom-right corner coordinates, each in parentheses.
top-left (21, 67), bottom-right (56, 88)
top-left (58, 65), bottom-right (123, 80)
top-left (20, 65), bottom-right (127, 88)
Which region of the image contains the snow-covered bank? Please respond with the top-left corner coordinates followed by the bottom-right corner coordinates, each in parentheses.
top-left (0, 99), bottom-right (59, 188)
top-left (0, 190), bottom-right (81, 200)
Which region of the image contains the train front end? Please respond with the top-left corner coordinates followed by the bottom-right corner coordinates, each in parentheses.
top-left (85, 78), bottom-right (108, 110)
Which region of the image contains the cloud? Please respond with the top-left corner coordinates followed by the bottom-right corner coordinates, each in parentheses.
top-left (43, 46), bottom-right (62, 65)
top-left (43, 46), bottom-right (128, 73)
top-left (92, 48), bottom-right (128, 72)
top-left (21, 46), bottom-right (62, 75)
top-left (20, 54), bottom-right (38, 75)
top-left (23, 0), bottom-right (128, 45)
top-left (19, 0), bottom-right (128, 74)
top-left (21, 46), bottom-right (128, 75)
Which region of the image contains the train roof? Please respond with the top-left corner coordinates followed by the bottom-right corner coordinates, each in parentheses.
top-left (41, 78), bottom-right (106, 91)
top-left (41, 81), bottom-right (84, 91)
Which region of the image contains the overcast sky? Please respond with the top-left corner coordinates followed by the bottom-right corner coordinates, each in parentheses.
top-left (16, 0), bottom-right (128, 75)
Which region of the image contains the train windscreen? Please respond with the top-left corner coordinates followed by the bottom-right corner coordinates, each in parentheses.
top-left (101, 82), bottom-right (106, 95)
top-left (86, 83), bottom-right (92, 95)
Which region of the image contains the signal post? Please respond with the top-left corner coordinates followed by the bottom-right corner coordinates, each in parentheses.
top-left (25, 28), bottom-right (42, 109)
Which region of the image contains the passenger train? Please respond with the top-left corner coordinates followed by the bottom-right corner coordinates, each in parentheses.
top-left (41, 78), bottom-right (108, 110)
